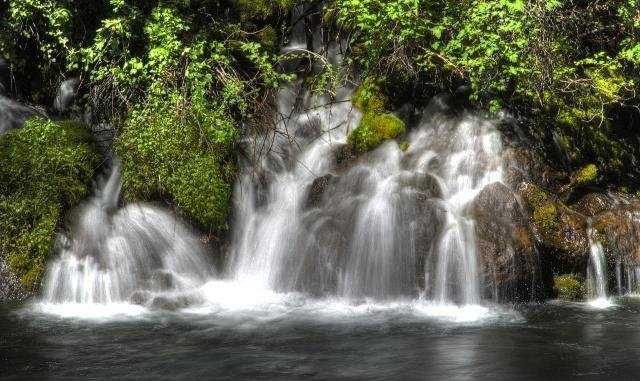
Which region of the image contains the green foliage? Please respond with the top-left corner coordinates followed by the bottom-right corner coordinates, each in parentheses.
top-left (331, 0), bottom-right (640, 182)
top-left (0, 1), bottom-right (299, 233)
top-left (348, 113), bottom-right (405, 153)
top-left (116, 95), bottom-right (238, 227)
top-left (0, 118), bottom-right (98, 288)
top-left (553, 274), bottom-right (585, 301)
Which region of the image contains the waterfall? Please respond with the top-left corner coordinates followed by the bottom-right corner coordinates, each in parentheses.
top-left (229, 79), bottom-right (506, 304)
top-left (36, 6), bottom-right (510, 318)
top-left (41, 162), bottom-right (214, 311)
top-left (586, 226), bottom-right (608, 302)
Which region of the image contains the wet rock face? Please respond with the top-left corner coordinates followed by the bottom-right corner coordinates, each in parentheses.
top-left (472, 182), bottom-right (541, 302)
top-left (518, 182), bottom-right (589, 265)
top-left (592, 205), bottom-right (640, 263)
top-left (53, 77), bottom-right (80, 113)
top-left (0, 253), bottom-right (31, 302)
top-left (306, 174), bottom-right (335, 208)
top-left (571, 193), bottom-right (616, 217)
top-left (503, 145), bottom-right (564, 192)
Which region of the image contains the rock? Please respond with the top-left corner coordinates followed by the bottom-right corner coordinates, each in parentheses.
top-left (571, 193), bottom-right (616, 216)
top-left (0, 253), bottom-right (31, 302)
top-left (53, 77), bottom-right (80, 113)
top-left (0, 95), bottom-right (43, 135)
top-left (333, 143), bottom-right (358, 171)
top-left (502, 145), bottom-right (564, 191)
top-left (591, 205), bottom-right (640, 264)
top-left (306, 173), bottom-right (335, 208)
top-left (472, 182), bottom-right (541, 302)
top-left (397, 171), bottom-right (443, 199)
top-left (472, 182), bottom-right (521, 222)
top-left (518, 182), bottom-right (589, 263)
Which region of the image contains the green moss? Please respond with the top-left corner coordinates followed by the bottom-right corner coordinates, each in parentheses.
top-left (236, 0), bottom-right (295, 22)
top-left (400, 141), bottom-right (410, 152)
top-left (533, 203), bottom-right (559, 231)
top-left (352, 78), bottom-right (386, 115)
top-left (347, 113), bottom-right (405, 153)
top-left (524, 183), bottom-right (562, 235)
top-left (116, 96), bottom-right (238, 227)
top-left (574, 164), bottom-right (598, 186)
top-left (526, 183), bottom-right (549, 204)
top-left (0, 118), bottom-right (99, 289)
top-left (554, 274), bottom-right (585, 301)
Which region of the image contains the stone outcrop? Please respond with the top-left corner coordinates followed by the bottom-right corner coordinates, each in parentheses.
top-left (472, 182), bottom-right (541, 302)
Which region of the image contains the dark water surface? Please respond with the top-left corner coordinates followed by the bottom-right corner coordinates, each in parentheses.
top-left (2, 298), bottom-right (640, 381)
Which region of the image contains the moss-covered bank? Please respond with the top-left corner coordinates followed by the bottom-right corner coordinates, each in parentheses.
top-left (116, 99), bottom-right (238, 229)
top-left (0, 118), bottom-right (99, 288)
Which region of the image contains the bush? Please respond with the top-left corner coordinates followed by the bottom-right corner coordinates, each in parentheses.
top-left (553, 274), bottom-right (585, 301)
top-left (0, 118), bottom-right (98, 288)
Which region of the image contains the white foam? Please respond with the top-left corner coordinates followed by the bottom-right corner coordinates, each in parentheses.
top-left (586, 297), bottom-right (616, 309)
top-left (27, 280), bottom-right (517, 325)
top-left (30, 302), bottom-right (146, 320)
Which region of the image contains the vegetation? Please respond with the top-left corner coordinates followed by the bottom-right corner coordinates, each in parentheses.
top-left (348, 79), bottom-right (406, 152)
top-left (553, 274), bottom-right (585, 301)
top-left (329, 0), bottom-right (640, 184)
top-left (117, 98), bottom-right (237, 227)
top-left (0, 118), bottom-right (98, 288)
top-left (0, 0), bottom-right (639, 290)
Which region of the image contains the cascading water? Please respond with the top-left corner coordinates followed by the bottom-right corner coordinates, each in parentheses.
top-left (35, 6), bottom-right (512, 320)
top-left (39, 162), bottom-right (214, 314)
top-left (586, 225), bottom-right (609, 304)
top-left (229, 80), bottom-right (506, 305)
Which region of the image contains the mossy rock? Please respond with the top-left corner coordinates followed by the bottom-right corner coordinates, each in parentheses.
top-left (560, 164), bottom-right (599, 196)
top-left (116, 97), bottom-right (238, 228)
top-left (0, 118), bottom-right (99, 289)
top-left (591, 205), bottom-right (640, 264)
top-left (519, 182), bottom-right (588, 258)
top-left (352, 78), bottom-right (387, 115)
top-left (554, 274), bottom-right (585, 301)
top-left (347, 113), bottom-right (405, 153)
top-left (574, 164), bottom-right (598, 186)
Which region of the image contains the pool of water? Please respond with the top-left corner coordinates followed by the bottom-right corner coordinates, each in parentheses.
top-left (3, 294), bottom-right (640, 380)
